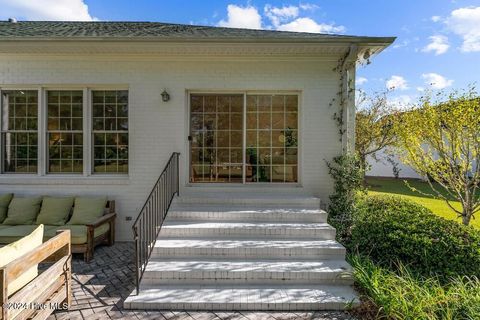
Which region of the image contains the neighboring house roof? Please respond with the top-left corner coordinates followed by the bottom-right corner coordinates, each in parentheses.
top-left (0, 21), bottom-right (395, 44)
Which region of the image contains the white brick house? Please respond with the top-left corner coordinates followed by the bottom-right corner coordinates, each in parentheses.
top-left (0, 21), bottom-right (396, 311)
top-left (0, 21), bottom-right (393, 241)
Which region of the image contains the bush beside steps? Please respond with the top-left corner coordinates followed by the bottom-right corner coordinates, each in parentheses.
top-left (348, 194), bottom-right (480, 282)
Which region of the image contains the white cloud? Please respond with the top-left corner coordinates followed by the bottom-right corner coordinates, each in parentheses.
top-left (276, 17), bottom-right (345, 33)
top-left (388, 95), bottom-right (414, 110)
top-left (299, 3), bottom-right (320, 11)
top-left (386, 75), bottom-right (409, 90)
top-left (218, 4), bottom-right (262, 29)
top-left (393, 39), bottom-right (409, 49)
top-left (431, 15), bottom-right (442, 22)
top-left (356, 77), bottom-right (368, 86)
top-left (264, 5), bottom-right (299, 27)
top-left (218, 3), bottom-right (344, 34)
top-left (416, 87), bottom-right (425, 92)
top-left (446, 6), bottom-right (480, 52)
top-left (0, 0), bottom-right (94, 21)
top-left (422, 73), bottom-right (454, 89)
top-left (422, 35), bottom-right (450, 55)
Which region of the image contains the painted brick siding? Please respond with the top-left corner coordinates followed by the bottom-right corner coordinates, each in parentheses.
top-left (0, 55), bottom-right (344, 240)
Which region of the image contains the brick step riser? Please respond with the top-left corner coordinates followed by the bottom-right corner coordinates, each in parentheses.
top-left (159, 229), bottom-right (336, 240)
top-left (168, 212), bottom-right (328, 223)
top-left (151, 249), bottom-right (346, 260)
top-left (173, 199), bottom-right (321, 206)
top-left (124, 301), bottom-right (351, 311)
top-left (142, 274), bottom-right (354, 286)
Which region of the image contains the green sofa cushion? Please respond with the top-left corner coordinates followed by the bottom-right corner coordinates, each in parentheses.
top-left (44, 224), bottom-right (110, 245)
top-left (67, 197), bottom-right (107, 225)
top-left (0, 193), bottom-right (13, 223)
top-left (36, 196), bottom-right (74, 226)
top-left (0, 225), bottom-right (44, 244)
top-left (3, 197), bottom-right (42, 225)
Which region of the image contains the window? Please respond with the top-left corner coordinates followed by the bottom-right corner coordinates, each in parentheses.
top-left (1, 90), bottom-right (38, 173)
top-left (92, 90), bottom-right (128, 173)
top-left (246, 94), bottom-right (298, 183)
top-left (47, 90), bottom-right (83, 173)
top-left (0, 88), bottom-right (128, 176)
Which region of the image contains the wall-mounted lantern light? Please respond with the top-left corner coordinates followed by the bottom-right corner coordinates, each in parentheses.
top-left (161, 89), bottom-right (170, 102)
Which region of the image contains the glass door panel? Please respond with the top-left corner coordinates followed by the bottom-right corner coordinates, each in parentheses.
top-left (190, 94), bottom-right (244, 183)
top-left (190, 93), bottom-right (298, 184)
top-left (245, 94), bottom-right (298, 183)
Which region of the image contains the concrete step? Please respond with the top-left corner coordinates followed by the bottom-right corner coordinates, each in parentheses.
top-left (160, 221), bottom-right (336, 240)
top-left (124, 284), bottom-right (359, 311)
top-left (169, 204), bottom-right (327, 223)
top-left (142, 259), bottom-right (354, 285)
top-left (125, 192), bottom-right (357, 312)
top-left (174, 194), bottom-right (321, 207)
top-left (152, 238), bottom-right (346, 260)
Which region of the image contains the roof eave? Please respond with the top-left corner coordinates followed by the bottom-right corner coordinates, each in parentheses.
top-left (0, 36), bottom-right (396, 45)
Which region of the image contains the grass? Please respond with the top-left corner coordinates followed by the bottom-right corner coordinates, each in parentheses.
top-left (349, 255), bottom-right (480, 320)
top-left (365, 177), bottom-right (480, 229)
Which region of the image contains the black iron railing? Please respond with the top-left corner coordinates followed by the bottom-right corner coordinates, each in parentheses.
top-left (132, 152), bottom-right (180, 294)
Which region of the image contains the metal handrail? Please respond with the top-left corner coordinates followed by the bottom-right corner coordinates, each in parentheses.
top-left (132, 152), bottom-right (180, 294)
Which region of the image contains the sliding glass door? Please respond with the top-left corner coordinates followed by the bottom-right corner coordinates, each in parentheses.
top-left (189, 93), bottom-right (298, 183)
top-left (190, 94), bottom-right (243, 182)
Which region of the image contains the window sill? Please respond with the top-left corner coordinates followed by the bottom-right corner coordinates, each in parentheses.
top-left (0, 175), bottom-right (130, 185)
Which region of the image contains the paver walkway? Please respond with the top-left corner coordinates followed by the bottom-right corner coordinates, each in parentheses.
top-left (48, 242), bottom-right (356, 320)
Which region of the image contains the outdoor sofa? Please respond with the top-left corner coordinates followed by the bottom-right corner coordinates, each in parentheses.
top-left (0, 194), bottom-right (116, 262)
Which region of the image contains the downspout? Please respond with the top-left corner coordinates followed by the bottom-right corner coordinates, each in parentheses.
top-left (340, 44), bottom-right (358, 154)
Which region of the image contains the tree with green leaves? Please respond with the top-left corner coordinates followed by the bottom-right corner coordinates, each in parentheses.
top-left (394, 88), bottom-right (480, 225)
top-left (355, 90), bottom-right (397, 174)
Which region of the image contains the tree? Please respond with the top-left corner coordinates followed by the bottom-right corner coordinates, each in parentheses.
top-left (394, 88), bottom-right (480, 225)
top-left (355, 90), bottom-right (397, 173)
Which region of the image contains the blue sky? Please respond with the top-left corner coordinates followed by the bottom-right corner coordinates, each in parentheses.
top-left (1, 0), bottom-right (479, 107)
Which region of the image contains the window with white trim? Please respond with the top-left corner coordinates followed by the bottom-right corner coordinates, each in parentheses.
top-left (1, 90), bottom-right (38, 173)
top-left (92, 90), bottom-right (129, 173)
top-left (47, 90), bottom-right (84, 173)
top-left (0, 88), bottom-right (129, 176)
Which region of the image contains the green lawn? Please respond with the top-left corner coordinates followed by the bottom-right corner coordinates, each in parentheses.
top-left (366, 177), bottom-right (480, 229)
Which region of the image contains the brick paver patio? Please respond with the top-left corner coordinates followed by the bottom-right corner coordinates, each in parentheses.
top-left (47, 242), bottom-right (356, 320)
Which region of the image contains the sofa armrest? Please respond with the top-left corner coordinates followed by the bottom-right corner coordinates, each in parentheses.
top-left (86, 212), bottom-right (116, 229)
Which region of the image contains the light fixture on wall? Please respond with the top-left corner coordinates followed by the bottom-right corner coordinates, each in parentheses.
top-left (161, 89), bottom-right (170, 102)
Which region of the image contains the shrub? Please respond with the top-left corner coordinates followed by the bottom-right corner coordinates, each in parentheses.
top-left (326, 153), bottom-right (365, 242)
top-left (349, 194), bottom-right (480, 281)
top-left (350, 255), bottom-right (480, 320)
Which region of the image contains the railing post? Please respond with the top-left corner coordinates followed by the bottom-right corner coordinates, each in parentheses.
top-left (176, 153), bottom-right (180, 196)
top-left (133, 225), bottom-right (140, 295)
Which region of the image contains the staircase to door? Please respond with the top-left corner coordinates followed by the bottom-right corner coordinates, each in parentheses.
top-left (125, 191), bottom-right (358, 311)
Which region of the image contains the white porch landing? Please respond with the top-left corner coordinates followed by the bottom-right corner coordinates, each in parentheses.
top-left (124, 193), bottom-right (358, 311)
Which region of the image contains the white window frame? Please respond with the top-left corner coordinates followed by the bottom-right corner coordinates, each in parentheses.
top-left (0, 85), bottom-right (129, 179)
top-left (185, 89), bottom-right (302, 186)
top-left (0, 87), bottom-right (41, 176)
top-left (90, 89), bottom-right (129, 175)
top-left (44, 89), bottom-right (85, 175)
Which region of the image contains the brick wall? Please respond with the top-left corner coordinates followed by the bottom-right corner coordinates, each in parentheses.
top-left (0, 55), bottom-right (344, 240)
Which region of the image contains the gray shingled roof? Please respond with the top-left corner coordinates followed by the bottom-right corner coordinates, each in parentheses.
top-left (0, 21), bottom-right (395, 43)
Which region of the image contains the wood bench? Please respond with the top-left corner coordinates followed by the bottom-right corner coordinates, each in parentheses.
top-left (0, 230), bottom-right (72, 320)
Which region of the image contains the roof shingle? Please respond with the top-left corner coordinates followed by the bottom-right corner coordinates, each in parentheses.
top-left (0, 21), bottom-right (394, 43)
